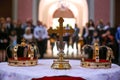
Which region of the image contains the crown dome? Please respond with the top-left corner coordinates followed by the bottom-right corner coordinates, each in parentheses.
top-left (6, 39), bottom-right (39, 66)
top-left (80, 42), bottom-right (114, 68)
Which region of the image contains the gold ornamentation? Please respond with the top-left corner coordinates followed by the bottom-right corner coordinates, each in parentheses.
top-left (7, 39), bottom-right (39, 66)
top-left (81, 42), bottom-right (114, 69)
top-left (48, 17), bottom-right (74, 69)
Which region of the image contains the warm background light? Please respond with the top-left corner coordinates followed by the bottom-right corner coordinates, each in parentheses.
top-left (38, 0), bottom-right (88, 34)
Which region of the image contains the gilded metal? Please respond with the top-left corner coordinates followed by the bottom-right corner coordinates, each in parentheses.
top-left (48, 17), bottom-right (74, 69)
top-left (81, 42), bottom-right (114, 69)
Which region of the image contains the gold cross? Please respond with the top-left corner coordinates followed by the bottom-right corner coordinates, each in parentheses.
top-left (48, 17), bottom-right (74, 50)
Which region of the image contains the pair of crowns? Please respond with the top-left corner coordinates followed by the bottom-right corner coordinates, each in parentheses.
top-left (7, 39), bottom-right (114, 68)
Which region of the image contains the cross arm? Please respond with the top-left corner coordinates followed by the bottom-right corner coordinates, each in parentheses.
top-left (48, 28), bottom-right (58, 34)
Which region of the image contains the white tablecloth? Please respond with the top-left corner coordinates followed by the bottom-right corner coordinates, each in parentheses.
top-left (0, 59), bottom-right (120, 80)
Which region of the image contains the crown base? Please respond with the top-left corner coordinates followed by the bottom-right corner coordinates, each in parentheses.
top-left (8, 58), bottom-right (38, 66)
top-left (51, 60), bottom-right (71, 69)
top-left (81, 59), bottom-right (111, 69)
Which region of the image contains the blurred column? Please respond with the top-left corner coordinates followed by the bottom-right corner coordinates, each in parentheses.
top-left (12, 0), bottom-right (18, 20)
top-left (87, 0), bottom-right (94, 21)
top-left (32, 0), bottom-right (38, 25)
top-left (110, 0), bottom-right (115, 27)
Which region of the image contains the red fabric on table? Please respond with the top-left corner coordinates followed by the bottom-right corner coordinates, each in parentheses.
top-left (85, 59), bottom-right (109, 62)
top-left (9, 57), bottom-right (37, 60)
top-left (32, 76), bottom-right (85, 80)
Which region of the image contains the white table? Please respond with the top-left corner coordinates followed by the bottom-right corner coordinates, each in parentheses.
top-left (0, 59), bottom-right (120, 80)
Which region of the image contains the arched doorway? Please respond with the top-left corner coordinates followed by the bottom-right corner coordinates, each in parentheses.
top-left (38, 0), bottom-right (88, 33)
top-left (52, 8), bottom-right (75, 29)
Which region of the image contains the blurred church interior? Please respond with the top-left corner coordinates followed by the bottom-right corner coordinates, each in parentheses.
top-left (0, 0), bottom-right (120, 64)
top-left (0, 0), bottom-right (120, 80)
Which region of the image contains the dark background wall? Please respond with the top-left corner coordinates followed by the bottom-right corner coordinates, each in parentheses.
top-left (18, 0), bottom-right (32, 22)
top-left (0, 0), bottom-right (12, 18)
top-left (115, 0), bottom-right (120, 26)
top-left (94, 0), bottom-right (110, 25)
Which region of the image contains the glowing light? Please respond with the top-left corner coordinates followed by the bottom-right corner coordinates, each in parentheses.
top-left (68, 44), bottom-right (73, 55)
top-left (73, 43), bottom-right (77, 55)
top-left (58, 0), bottom-right (70, 11)
top-left (38, 0), bottom-right (88, 31)
top-left (53, 42), bottom-right (59, 57)
top-left (64, 43), bottom-right (68, 54)
top-left (52, 18), bottom-right (75, 29)
top-left (78, 43), bottom-right (81, 55)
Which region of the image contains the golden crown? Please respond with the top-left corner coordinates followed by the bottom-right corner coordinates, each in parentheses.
top-left (80, 42), bottom-right (114, 68)
top-left (7, 39), bottom-right (39, 66)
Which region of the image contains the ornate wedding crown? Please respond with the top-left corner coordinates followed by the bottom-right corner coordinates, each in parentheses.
top-left (81, 42), bottom-right (114, 68)
top-left (7, 39), bottom-right (39, 66)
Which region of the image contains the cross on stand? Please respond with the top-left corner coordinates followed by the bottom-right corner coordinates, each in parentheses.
top-left (48, 17), bottom-right (74, 69)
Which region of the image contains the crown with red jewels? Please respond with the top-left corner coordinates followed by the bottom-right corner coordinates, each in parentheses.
top-left (80, 42), bottom-right (114, 68)
top-left (7, 39), bottom-right (39, 66)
